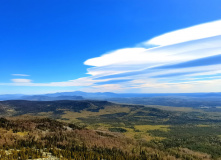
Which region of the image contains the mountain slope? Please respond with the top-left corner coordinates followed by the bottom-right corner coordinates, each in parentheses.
top-left (0, 100), bottom-right (221, 159)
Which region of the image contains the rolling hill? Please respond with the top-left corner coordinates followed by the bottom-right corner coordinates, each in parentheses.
top-left (0, 100), bottom-right (221, 159)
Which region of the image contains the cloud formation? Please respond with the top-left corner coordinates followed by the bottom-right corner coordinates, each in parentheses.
top-left (2, 20), bottom-right (221, 93)
top-left (12, 74), bottom-right (30, 77)
top-left (11, 79), bottom-right (32, 83)
top-left (83, 20), bottom-right (221, 92)
top-left (144, 20), bottom-right (221, 46)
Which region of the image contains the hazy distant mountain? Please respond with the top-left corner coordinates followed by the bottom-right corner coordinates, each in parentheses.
top-left (1, 91), bottom-right (221, 107)
top-left (20, 95), bottom-right (84, 101)
top-left (44, 91), bottom-right (221, 99)
top-left (45, 91), bottom-right (119, 98)
top-left (0, 94), bottom-right (24, 101)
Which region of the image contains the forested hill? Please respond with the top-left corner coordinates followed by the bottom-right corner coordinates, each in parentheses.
top-left (0, 117), bottom-right (155, 160)
top-left (1, 100), bottom-right (221, 159)
top-left (0, 100), bottom-right (119, 116)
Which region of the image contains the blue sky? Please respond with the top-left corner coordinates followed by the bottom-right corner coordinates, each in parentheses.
top-left (1, 0), bottom-right (221, 94)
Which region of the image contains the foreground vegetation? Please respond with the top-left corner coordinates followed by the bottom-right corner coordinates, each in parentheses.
top-left (0, 117), bottom-right (178, 160)
top-left (0, 100), bottom-right (221, 159)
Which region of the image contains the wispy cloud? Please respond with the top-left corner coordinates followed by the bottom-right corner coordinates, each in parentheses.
top-left (11, 79), bottom-right (32, 83)
top-left (2, 20), bottom-right (221, 93)
top-left (1, 77), bottom-right (96, 87)
top-left (83, 20), bottom-right (221, 92)
top-left (88, 35), bottom-right (221, 80)
top-left (94, 79), bottom-right (132, 85)
top-left (144, 20), bottom-right (221, 46)
top-left (12, 74), bottom-right (30, 77)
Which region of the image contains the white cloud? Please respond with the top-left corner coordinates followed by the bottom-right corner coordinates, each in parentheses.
top-left (85, 36), bottom-right (221, 68)
top-left (85, 35), bottom-right (221, 78)
top-left (144, 20), bottom-right (221, 46)
top-left (11, 79), bottom-right (32, 83)
top-left (84, 48), bottom-right (147, 67)
top-left (2, 20), bottom-right (221, 93)
top-left (82, 20), bottom-right (221, 92)
top-left (131, 79), bottom-right (221, 93)
top-left (2, 77), bottom-right (99, 87)
top-left (12, 74), bottom-right (30, 76)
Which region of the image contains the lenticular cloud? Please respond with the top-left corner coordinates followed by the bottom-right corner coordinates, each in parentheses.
top-left (145, 20), bottom-right (221, 46)
top-left (3, 20), bottom-right (221, 93)
top-left (83, 20), bottom-right (221, 92)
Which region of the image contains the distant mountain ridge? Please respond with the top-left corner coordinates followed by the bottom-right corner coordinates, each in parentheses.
top-left (45, 91), bottom-right (221, 98)
top-left (20, 95), bottom-right (84, 101)
top-left (0, 94), bottom-right (25, 100)
top-left (0, 91), bottom-right (221, 108)
top-left (1, 91), bottom-right (221, 101)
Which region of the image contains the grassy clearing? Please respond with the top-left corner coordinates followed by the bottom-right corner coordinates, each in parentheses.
top-left (145, 105), bottom-right (198, 112)
top-left (133, 125), bottom-right (169, 141)
top-left (16, 131), bottom-right (28, 137)
top-left (123, 128), bottom-right (166, 141)
top-left (196, 124), bottom-right (211, 127)
top-left (134, 125), bottom-right (170, 132)
top-left (0, 128), bottom-right (28, 137)
top-left (61, 106), bottom-right (131, 123)
top-left (119, 125), bottom-right (170, 142)
top-left (36, 111), bottom-right (54, 117)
